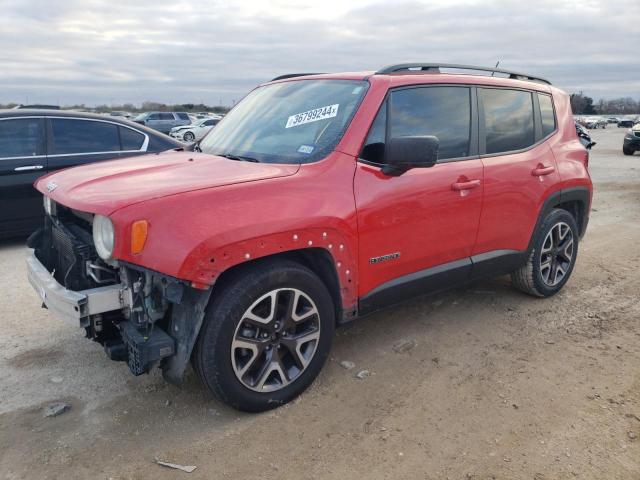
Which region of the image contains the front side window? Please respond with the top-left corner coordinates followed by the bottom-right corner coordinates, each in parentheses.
top-left (199, 79), bottom-right (368, 164)
top-left (480, 88), bottom-right (535, 154)
top-left (389, 87), bottom-right (471, 160)
top-left (0, 118), bottom-right (45, 159)
top-left (538, 93), bottom-right (556, 137)
top-left (147, 113), bottom-right (161, 120)
top-left (51, 119), bottom-right (120, 155)
top-left (360, 86), bottom-right (471, 163)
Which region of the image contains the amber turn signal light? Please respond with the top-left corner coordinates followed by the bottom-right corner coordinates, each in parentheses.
top-left (131, 220), bottom-right (148, 254)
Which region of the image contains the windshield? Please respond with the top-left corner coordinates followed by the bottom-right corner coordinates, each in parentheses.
top-left (199, 79), bottom-right (368, 164)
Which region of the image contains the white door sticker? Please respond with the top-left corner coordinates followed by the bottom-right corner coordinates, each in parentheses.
top-left (286, 104), bottom-right (339, 128)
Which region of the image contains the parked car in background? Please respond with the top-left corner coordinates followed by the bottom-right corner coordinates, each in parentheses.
top-left (583, 117), bottom-right (606, 129)
top-left (13, 104), bottom-right (60, 110)
top-left (575, 121), bottom-right (596, 149)
top-left (0, 110), bottom-right (181, 238)
top-left (133, 111), bottom-right (191, 134)
top-left (618, 118), bottom-right (635, 128)
top-left (607, 117), bottom-right (619, 124)
top-left (110, 111), bottom-right (132, 119)
top-left (170, 117), bottom-right (220, 142)
top-left (28, 63), bottom-right (591, 412)
top-left (623, 124), bottom-right (640, 155)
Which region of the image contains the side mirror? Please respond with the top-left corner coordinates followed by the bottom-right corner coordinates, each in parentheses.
top-left (381, 136), bottom-right (439, 176)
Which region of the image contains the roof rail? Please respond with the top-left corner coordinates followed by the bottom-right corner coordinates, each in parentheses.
top-left (375, 63), bottom-right (551, 85)
top-left (271, 73), bottom-right (325, 81)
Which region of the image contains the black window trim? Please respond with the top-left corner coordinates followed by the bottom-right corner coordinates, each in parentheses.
top-left (536, 92), bottom-right (558, 142)
top-left (478, 86), bottom-right (556, 158)
top-left (358, 83), bottom-right (481, 166)
top-left (45, 116), bottom-right (149, 157)
top-left (0, 116), bottom-right (47, 160)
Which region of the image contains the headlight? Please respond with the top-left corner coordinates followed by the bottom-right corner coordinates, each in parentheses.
top-left (93, 215), bottom-right (115, 260)
top-left (43, 196), bottom-right (55, 216)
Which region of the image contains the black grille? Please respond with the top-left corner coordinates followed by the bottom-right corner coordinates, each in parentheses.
top-left (51, 221), bottom-right (94, 290)
top-left (34, 215), bottom-right (101, 291)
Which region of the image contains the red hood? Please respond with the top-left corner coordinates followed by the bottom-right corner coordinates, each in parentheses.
top-left (35, 150), bottom-right (300, 215)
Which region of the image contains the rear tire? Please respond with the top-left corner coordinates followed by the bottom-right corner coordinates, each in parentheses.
top-left (512, 209), bottom-right (579, 297)
top-left (623, 146), bottom-right (634, 156)
top-left (193, 260), bottom-right (335, 412)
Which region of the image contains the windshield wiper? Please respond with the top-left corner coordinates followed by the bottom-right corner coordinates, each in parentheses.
top-left (218, 153), bottom-right (260, 163)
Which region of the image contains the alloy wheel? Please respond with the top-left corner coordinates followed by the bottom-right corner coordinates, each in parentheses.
top-left (231, 288), bottom-right (321, 392)
top-left (540, 221), bottom-right (574, 286)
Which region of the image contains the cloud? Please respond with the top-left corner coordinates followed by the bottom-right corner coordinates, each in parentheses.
top-left (0, 0), bottom-right (637, 106)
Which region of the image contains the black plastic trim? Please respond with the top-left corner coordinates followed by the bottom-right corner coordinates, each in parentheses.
top-left (359, 258), bottom-right (472, 315)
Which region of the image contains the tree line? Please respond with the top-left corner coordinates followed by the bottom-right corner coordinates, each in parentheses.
top-left (570, 93), bottom-right (639, 115)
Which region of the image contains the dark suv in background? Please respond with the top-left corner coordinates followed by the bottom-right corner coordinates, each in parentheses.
top-left (0, 109), bottom-right (181, 238)
top-left (133, 111), bottom-right (191, 133)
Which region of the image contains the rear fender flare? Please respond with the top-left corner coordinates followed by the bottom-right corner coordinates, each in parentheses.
top-left (528, 186), bottom-right (591, 251)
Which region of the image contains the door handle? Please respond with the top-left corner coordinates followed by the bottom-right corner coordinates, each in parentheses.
top-left (451, 179), bottom-right (481, 191)
top-left (14, 165), bottom-right (44, 172)
top-left (531, 164), bottom-right (555, 176)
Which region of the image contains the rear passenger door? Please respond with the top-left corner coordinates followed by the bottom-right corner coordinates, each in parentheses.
top-left (46, 118), bottom-right (144, 172)
top-left (473, 88), bottom-right (561, 257)
top-left (0, 117), bottom-right (46, 233)
top-left (354, 86), bottom-right (484, 302)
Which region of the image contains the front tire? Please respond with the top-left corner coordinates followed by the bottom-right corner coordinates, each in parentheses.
top-left (193, 260), bottom-right (335, 412)
top-left (183, 131), bottom-right (195, 142)
top-left (623, 146), bottom-right (634, 156)
top-left (512, 209), bottom-right (579, 297)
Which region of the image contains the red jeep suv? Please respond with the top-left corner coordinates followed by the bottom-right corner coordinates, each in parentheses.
top-left (27, 64), bottom-right (592, 412)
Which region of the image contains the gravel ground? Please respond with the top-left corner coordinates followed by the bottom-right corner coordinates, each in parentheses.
top-left (1, 127), bottom-right (639, 479)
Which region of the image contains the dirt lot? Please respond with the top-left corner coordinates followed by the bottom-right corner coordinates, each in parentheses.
top-left (1, 127), bottom-right (639, 480)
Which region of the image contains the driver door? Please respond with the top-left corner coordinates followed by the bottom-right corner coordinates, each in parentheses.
top-left (354, 86), bottom-right (483, 309)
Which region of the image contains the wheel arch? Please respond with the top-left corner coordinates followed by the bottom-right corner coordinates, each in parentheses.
top-left (529, 186), bottom-right (591, 252)
top-left (211, 248), bottom-right (349, 325)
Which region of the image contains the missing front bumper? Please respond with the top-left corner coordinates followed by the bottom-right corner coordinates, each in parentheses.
top-left (27, 250), bottom-right (130, 327)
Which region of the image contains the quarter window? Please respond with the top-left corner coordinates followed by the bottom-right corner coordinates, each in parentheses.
top-left (176, 113), bottom-right (190, 120)
top-left (0, 118), bottom-right (45, 159)
top-left (119, 127), bottom-right (145, 150)
top-left (538, 93), bottom-right (556, 137)
top-left (51, 119), bottom-right (120, 155)
top-left (360, 102), bottom-right (387, 164)
top-left (480, 89), bottom-right (535, 154)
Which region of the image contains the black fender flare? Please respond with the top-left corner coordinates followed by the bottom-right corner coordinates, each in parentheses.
top-left (527, 186), bottom-right (591, 252)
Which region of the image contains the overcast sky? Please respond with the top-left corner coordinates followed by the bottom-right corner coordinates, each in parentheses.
top-left (1, 0), bottom-right (638, 106)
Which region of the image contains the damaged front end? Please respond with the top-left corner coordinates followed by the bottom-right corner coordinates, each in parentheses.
top-left (27, 201), bottom-right (211, 384)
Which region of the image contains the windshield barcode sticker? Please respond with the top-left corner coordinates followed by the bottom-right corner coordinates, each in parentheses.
top-left (286, 104), bottom-right (339, 128)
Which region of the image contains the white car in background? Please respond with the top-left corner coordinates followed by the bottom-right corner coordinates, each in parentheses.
top-left (169, 117), bottom-right (220, 142)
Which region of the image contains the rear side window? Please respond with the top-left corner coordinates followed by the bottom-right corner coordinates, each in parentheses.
top-left (480, 89), bottom-right (535, 154)
top-left (0, 118), bottom-right (45, 158)
top-left (538, 94), bottom-right (556, 137)
top-left (119, 126), bottom-right (145, 150)
top-left (159, 113), bottom-right (174, 120)
top-left (389, 87), bottom-right (471, 160)
top-left (51, 119), bottom-right (120, 155)
top-left (176, 113), bottom-right (190, 120)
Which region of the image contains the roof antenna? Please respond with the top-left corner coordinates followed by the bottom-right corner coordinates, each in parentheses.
top-left (491, 61), bottom-right (500, 76)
